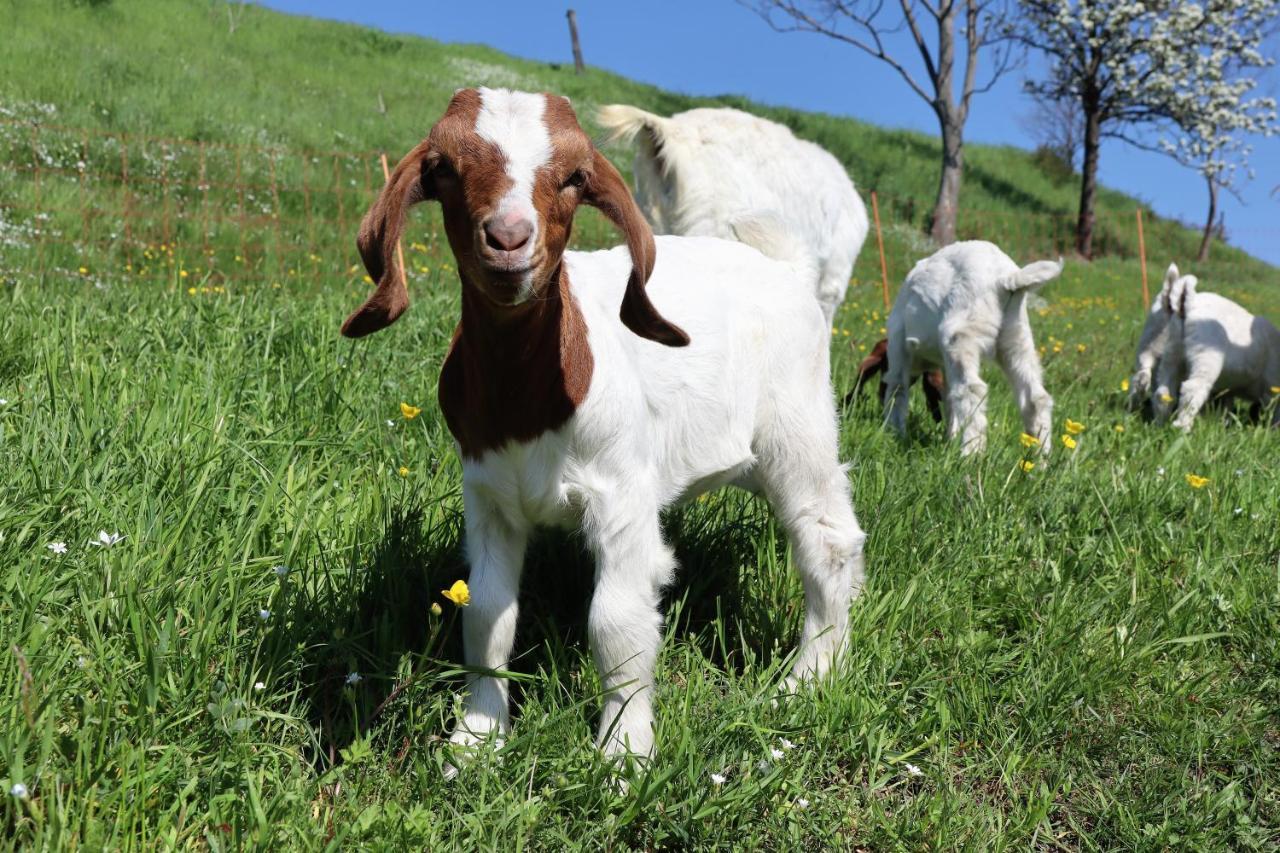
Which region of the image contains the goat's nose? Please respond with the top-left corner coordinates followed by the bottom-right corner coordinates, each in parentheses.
top-left (483, 214), bottom-right (533, 252)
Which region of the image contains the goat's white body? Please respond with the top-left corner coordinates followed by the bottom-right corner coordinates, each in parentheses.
top-left (454, 235), bottom-right (866, 761)
top-left (882, 241), bottom-right (1060, 455)
top-left (598, 104), bottom-right (868, 325)
top-left (1161, 290), bottom-right (1280, 431)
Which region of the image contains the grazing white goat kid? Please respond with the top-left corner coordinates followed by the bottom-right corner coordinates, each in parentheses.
top-left (882, 241), bottom-right (1062, 455)
top-left (341, 89), bottom-right (866, 770)
top-left (1128, 264), bottom-right (1187, 412)
top-left (1153, 275), bottom-right (1280, 432)
top-left (596, 103), bottom-right (868, 325)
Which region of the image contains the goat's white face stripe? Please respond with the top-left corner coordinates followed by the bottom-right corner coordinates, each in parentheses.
top-left (475, 89), bottom-right (552, 302)
top-left (475, 89), bottom-right (551, 229)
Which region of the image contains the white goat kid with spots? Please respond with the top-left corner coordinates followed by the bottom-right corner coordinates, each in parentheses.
top-left (883, 241), bottom-right (1062, 455)
top-left (340, 88), bottom-right (866, 771)
top-left (1155, 275), bottom-right (1280, 432)
top-left (596, 103), bottom-right (868, 326)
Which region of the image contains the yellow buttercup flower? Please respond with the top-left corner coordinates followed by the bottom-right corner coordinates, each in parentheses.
top-left (1065, 419), bottom-right (1085, 435)
top-left (1271, 386), bottom-right (1280, 394)
top-left (1121, 379), bottom-right (1130, 392)
top-left (1185, 473), bottom-right (1209, 489)
top-left (1159, 393), bottom-right (1174, 404)
top-left (1019, 433), bottom-right (1040, 448)
top-left (400, 402), bottom-right (421, 420)
top-left (1019, 460), bottom-right (1035, 473)
top-left (441, 580), bottom-right (470, 607)
top-left (430, 602), bottom-right (443, 617)
top-left (1061, 435), bottom-right (1077, 450)
top-left (398, 466), bottom-right (410, 477)
top-left (1114, 424), bottom-right (1125, 433)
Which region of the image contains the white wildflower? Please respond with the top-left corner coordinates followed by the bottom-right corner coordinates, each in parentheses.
top-left (46, 542), bottom-right (67, 555)
top-left (904, 762), bottom-right (923, 777)
top-left (795, 797), bottom-right (810, 810)
top-left (770, 747), bottom-right (785, 760)
top-left (9, 783), bottom-right (27, 799)
top-left (345, 672), bottom-right (362, 686)
top-left (254, 681), bottom-right (266, 691)
top-left (710, 771), bottom-right (727, 786)
top-left (257, 609), bottom-right (270, 622)
top-left (779, 737), bottom-right (795, 750)
top-left (272, 564), bottom-right (290, 577)
top-left (91, 530), bottom-right (123, 547)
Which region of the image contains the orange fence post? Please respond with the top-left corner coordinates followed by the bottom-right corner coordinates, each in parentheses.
top-left (871, 190), bottom-right (890, 311)
top-left (1136, 207), bottom-right (1149, 309)
top-left (379, 152), bottom-right (406, 287)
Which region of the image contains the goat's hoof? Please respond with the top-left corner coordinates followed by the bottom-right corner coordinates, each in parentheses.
top-left (442, 730), bottom-right (504, 779)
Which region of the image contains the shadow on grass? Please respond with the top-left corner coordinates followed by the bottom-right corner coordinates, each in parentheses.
top-left (282, 491), bottom-right (790, 767)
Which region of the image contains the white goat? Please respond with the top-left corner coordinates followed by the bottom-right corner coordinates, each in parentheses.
top-left (882, 241), bottom-right (1062, 455)
top-left (342, 89), bottom-right (866, 770)
top-left (1154, 275), bottom-right (1280, 431)
top-left (1127, 264), bottom-right (1186, 412)
top-left (596, 103), bottom-right (868, 326)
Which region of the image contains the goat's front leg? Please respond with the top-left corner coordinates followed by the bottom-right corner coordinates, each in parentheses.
top-left (449, 490), bottom-right (529, 756)
top-left (585, 501), bottom-right (674, 764)
top-left (1172, 352), bottom-right (1224, 433)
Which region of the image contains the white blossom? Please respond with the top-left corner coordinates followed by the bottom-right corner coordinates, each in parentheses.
top-left (9, 783), bottom-right (27, 799)
top-left (904, 762), bottom-right (924, 777)
top-left (91, 530), bottom-right (123, 547)
top-left (345, 672), bottom-right (362, 686)
top-left (710, 771), bottom-right (727, 786)
top-left (46, 542), bottom-right (67, 555)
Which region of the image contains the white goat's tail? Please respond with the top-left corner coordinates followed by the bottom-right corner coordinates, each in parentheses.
top-left (729, 213), bottom-right (820, 292)
top-left (596, 104), bottom-right (669, 146)
top-left (1004, 257), bottom-right (1064, 292)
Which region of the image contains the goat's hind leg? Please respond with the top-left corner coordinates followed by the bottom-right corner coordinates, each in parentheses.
top-left (882, 333), bottom-right (912, 438)
top-left (942, 336), bottom-right (990, 456)
top-left (756, 432), bottom-right (866, 690)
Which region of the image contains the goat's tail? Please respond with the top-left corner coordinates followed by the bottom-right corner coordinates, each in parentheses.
top-left (1004, 257), bottom-right (1064, 292)
top-left (729, 213), bottom-right (821, 292)
top-left (596, 104), bottom-right (670, 147)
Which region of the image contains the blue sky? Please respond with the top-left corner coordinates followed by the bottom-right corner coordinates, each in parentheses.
top-left (260, 0), bottom-right (1280, 265)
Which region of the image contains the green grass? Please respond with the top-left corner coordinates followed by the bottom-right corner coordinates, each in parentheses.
top-left (3, 1), bottom-right (1280, 849)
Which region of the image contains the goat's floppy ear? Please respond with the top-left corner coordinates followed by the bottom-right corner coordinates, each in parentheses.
top-left (583, 147), bottom-right (689, 347)
top-left (1177, 275), bottom-right (1198, 317)
top-left (341, 139), bottom-right (434, 338)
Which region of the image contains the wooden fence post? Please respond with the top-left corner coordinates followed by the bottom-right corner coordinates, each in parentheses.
top-left (871, 190), bottom-right (890, 311)
top-left (1136, 207), bottom-right (1149, 310)
top-left (566, 10), bottom-right (585, 74)
top-left (380, 153), bottom-right (406, 287)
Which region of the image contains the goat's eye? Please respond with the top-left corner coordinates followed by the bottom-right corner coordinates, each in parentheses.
top-left (563, 170), bottom-right (586, 191)
top-left (433, 159), bottom-right (458, 180)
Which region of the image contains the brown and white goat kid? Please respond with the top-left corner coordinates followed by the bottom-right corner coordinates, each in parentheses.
top-left (341, 89), bottom-right (866, 770)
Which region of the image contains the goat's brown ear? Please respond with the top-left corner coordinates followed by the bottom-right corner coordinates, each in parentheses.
top-left (341, 140), bottom-right (434, 338)
top-left (583, 148), bottom-right (689, 347)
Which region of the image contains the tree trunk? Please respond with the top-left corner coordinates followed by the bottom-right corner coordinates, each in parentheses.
top-left (1076, 101), bottom-right (1102, 258)
top-left (930, 117), bottom-right (963, 245)
top-left (928, 2), bottom-right (960, 246)
top-left (566, 10), bottom-right (585, 74)
top-left (1197, 175), bottom-right (1217, 262)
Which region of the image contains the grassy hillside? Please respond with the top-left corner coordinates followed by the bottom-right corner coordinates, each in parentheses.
top-left (2, 1), bottom-right (1279, 849)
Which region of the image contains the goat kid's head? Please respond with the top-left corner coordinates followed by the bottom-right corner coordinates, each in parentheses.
top-left (341, 88), bottom-right (688, 346)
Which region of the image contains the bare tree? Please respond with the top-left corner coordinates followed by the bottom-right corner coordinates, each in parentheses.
top-left (743, 1), bottom-right (1018, 245)
top-left (566, 9), bottom-right (586, 74)
top-left (1018, 93), bottom-right (1082, 172)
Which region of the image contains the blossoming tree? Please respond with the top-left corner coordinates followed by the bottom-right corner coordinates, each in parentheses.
top-left (1012, 0), bottom-right (1278, 258)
